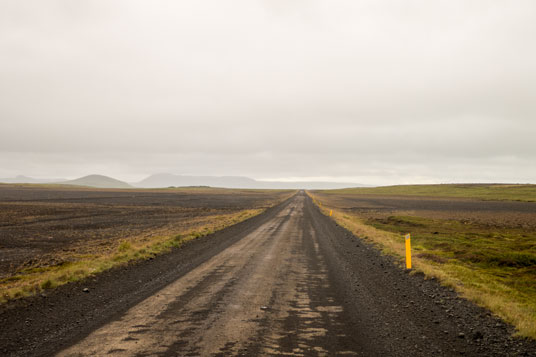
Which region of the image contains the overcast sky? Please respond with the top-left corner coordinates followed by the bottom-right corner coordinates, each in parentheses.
top-left (1, 1), bottom-right (535, 185)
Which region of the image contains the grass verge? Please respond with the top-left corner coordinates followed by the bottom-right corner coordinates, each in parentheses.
top-left (0, 209), bottom-right (262, 304)
top-left (319, 184), bottom-right (536, 202)
top-left (308, 192), bottom-right (536, 339)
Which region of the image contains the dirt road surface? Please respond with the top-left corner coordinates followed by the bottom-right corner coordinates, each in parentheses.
top-left (2, 192), bottom-right (535, 356)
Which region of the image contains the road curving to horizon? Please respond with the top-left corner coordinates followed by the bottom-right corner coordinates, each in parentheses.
top-left (2, 192), bottom-right (535, 356)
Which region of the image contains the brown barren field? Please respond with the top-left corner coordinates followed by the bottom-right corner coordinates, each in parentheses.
top-left (0, 184), bottom-right (293, 301)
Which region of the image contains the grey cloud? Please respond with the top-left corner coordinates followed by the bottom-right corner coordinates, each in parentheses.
top-left (1, 0), bottom-right (535, 185)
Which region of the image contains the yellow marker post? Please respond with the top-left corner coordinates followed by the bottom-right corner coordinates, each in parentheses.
top-left (405, 233), bottom-right (412, 269)
top-left (329, 210), bottom-right (333, 217)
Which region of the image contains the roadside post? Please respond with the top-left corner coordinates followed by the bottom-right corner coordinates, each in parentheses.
top-left (329, 210), bottom-right (333, 217)
top-left (405, 233), bottom-right (412, 269)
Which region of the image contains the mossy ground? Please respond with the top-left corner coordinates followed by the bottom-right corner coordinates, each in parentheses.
top-left (319, 183), bottom-right (536, 202)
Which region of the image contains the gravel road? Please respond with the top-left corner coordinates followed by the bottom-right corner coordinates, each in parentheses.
top-left (2, 192), bottom-right (535, 356)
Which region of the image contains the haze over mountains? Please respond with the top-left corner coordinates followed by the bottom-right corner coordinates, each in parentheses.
top-left (0, 175), bottom-right (133, 189)
top-left (0, 173), bottom-right (364, 190)
top-left (135, 173), bottom-right (363, 189)
top-left (0, 175), bottom-right (67, 184)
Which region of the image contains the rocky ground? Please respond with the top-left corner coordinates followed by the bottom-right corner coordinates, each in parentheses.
top-left (1, 192), bottom-right (535, 356)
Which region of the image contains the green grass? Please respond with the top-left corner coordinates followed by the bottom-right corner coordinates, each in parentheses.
top-left (318, 184), bottom-right (536, 202)
top-left (369, 215), bottom-right (536, 295)
top-left (364, 214), bottom-right (536, 337)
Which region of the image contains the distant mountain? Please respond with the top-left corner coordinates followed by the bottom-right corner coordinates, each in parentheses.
top-left (0, 173), bottom-right (365, 189)
top-left (60, 175), bottom-right (133, 189)
top-left (0, 175), bottom-right (66, 184)
top-left (135, 173), bottom-right (259, 189)
top-left (134, 173), bottom-right (364, 190)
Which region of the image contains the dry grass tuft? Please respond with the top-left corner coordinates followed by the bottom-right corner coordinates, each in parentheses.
top-left (0, 209), bottom-right (263, 304)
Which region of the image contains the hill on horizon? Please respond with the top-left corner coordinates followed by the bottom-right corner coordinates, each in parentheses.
top-left (135, 173), bottom-right (259, 189)
top-left (0, 173), bottom-right (365, 189)
top-left (60, 175), bottom-right (133, 189)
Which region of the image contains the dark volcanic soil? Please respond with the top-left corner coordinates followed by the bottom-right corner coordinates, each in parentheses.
top-left (1, 192), bottom-right (535, 356)
top-left (0, 196), bottom-right (294, 356)
top-left (313, 193), bottom-right (536, 214)
top-left (0, 185), bottom-right (289, 276)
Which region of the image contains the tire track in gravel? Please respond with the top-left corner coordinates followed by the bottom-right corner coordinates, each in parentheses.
top-left (57, 195), bottom-right (363, 356)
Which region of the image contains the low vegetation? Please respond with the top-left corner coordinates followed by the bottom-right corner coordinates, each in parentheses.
top-left (0, 209), bottom-right (261, 303)
top-left (322, 184), bottom-right (536, 202)
top-left (309, 189), bottom-right (536, 339)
